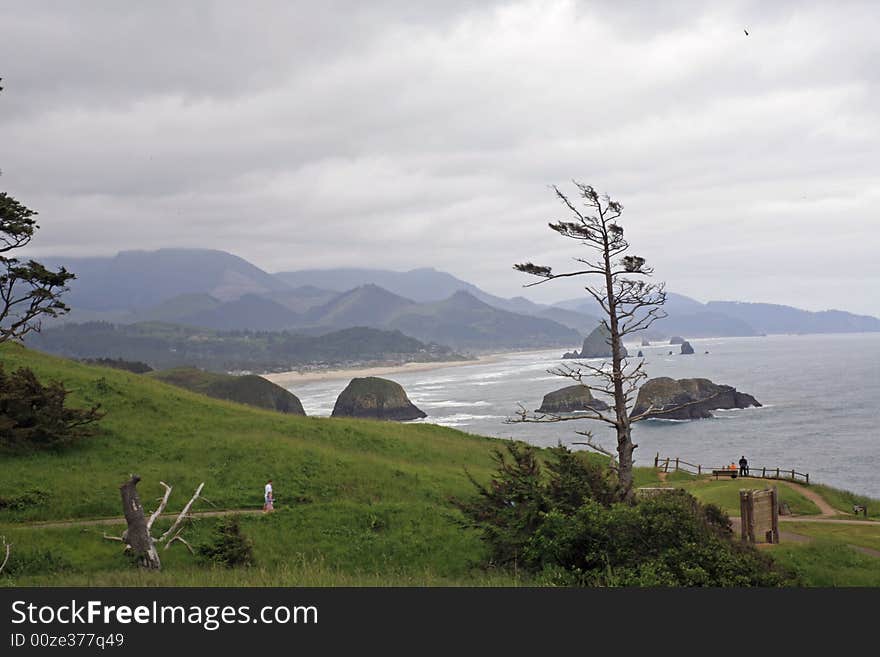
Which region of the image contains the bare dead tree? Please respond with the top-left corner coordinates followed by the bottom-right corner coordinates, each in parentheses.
top-left (109, 477), bottom-right (204, 569)
top-left (119, 476), bottom-right (162, 570)
top-left (513, 181), bottom-right (667, 500)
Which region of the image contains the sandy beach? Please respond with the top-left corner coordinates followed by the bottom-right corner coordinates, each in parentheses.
top-left (261, 354), bottom-right (500, 387)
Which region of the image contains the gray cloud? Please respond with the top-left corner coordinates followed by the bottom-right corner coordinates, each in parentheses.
top-left (2, 0), bottom-right (878, 314)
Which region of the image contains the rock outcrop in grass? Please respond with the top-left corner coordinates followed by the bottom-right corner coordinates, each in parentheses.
top-left (150, 367), bottom-right (305, 415)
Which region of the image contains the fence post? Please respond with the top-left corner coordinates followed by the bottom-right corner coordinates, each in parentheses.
top-left (698, 464), bottom-right (701, 475)
top-left (771, 487), bottom-right (780, 544)
top-left (675, 457), bottom-right (679, 472)
top-left (739, 491), bottom-right (749, 542)
top-left (655, 453), bottom-right (659, 467)
top-left (806, 473), bottom-right (809, 485)
top-left (762, 466), bottom-right (766, 478)
top-left (791, 469), bottom-right (795, 481)
top-left (664, 458), bottom-right (669, 473)
top-left (776, 467), bottom-right (780, 479)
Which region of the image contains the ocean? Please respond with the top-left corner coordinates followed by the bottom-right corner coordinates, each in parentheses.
top-left (287, 333), bottom-right (880, 498)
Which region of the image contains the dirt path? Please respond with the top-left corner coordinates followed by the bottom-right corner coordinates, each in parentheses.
top-left (15, 508), bottom-right (265, 530)
top-left (773, 479), bottom-right (837, 517)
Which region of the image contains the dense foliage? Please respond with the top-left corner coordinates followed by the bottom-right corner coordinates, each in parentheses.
top-left (0, 364), bottom-right (103, 451)
top-left (456, 442), bottom-right (796, 586)
top-left (197, 517), bottom-right (255, 568)
top-left (79, 357), bottom-right (153, 374)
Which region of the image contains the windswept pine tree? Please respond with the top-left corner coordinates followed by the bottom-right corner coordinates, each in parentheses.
top-left (513, 182), bottom-right (667, 500)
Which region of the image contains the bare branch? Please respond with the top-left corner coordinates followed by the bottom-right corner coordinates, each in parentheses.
top-left (0, 536), bottom-right (10, 575)
top-left (146, 481), bottom-right (172, 532)
top-left (168, 535), bottom-right (195, 555)
top-left (159, 482), bottom-right (204, 543)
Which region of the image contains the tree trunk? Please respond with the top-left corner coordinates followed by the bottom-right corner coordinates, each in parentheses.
top-left (602, 223), bottom-right (635, 501)
top-left (120, 475), bottom-right (161, 570)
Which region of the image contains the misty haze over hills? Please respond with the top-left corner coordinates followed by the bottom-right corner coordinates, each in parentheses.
top-left (40, 249), bottom-right (880, 353)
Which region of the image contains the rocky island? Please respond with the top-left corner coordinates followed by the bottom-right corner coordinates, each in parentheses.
top-left (630, 377), bottom-right (761, 420)
top-left (680, 340), bottom-right (695, 354)
top-left (331, 377), bottom-right (427, 421)
top-left (562, 324), bottom-right (628, 359)
top-left (535, 385), bottom-right (610, 413)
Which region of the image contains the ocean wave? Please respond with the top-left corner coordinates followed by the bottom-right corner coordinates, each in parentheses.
top-left (412, 413), bottom-right (506, 427)
top-left (416, 400), bottom-right (493, 408)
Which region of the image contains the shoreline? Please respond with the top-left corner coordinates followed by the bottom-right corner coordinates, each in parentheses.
top-left (261, 354), bottom-right (505, 386)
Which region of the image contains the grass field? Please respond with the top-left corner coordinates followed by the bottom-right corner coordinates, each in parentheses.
top-left (808, 484), bottom-right (880, 520)
top-left (675, 478), bottom-right (822, 516)
top-left (769, 542), bottom-right (880, 586)
top-left (1, 343), bottom-right (877, 586)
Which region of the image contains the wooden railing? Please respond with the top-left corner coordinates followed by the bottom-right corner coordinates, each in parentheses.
top-left (653, 453), bottom-right (809, 485)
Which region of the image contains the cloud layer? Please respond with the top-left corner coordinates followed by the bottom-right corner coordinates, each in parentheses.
top-left (2, 1), bottom-right (878, 313)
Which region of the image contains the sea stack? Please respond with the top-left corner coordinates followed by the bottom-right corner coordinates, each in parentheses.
top-left (573, 324), bottom-right (628, 359)
top-left (669, 336), bottom-right (685, 345)
top-left (680, 341), bottom-right (695, 355)
top-left (535, 385), bottom-right (610, 414)
top-left (331, 377), bottom-right (426, 421)
top-left (630, 377), bottom-right (761, 420)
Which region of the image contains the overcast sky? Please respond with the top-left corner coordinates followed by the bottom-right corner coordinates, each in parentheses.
top-left (2, 1), bottom-right (878, 314)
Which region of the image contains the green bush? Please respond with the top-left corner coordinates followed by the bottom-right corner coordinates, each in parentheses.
top-left (0, 364), bottom-right (103, 452)
top-left (197, 518), bottom-right (255, 568)
top-left (2, 547), bottom-right (72, 577)
top-left (0, 489), bottom-right (49, 511)
top-left (457, 442), bottom-right (796, 587)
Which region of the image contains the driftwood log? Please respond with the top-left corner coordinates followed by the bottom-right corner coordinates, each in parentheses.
top-left (120, 475), bottom-right (162, 570)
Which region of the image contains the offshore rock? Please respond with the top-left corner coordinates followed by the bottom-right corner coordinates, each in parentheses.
top-left (631, 377), bottom-right (761, 420)
top-left (535, 385), bottom-right (610, 413)
top-left (331, 377), bottom-right (426, 421)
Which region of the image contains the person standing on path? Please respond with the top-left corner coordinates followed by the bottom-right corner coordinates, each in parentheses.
top-left (263, 479), bottom-right (274, 513)
top-left (739, 456), bottom-right (749, 477)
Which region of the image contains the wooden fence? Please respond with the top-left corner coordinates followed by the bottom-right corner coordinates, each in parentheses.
top-left (653, 453), bottom-right (810, 485)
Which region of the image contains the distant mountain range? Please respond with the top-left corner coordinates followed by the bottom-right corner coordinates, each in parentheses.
top-left (37, 249), bottom-right (880, 356)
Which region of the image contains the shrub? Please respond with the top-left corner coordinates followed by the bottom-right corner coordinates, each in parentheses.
top-left (0, 489), bottom-right (49, 511)
top-left (457, 442), bottom-right (796, 587)
top-left (0, 364), bottom-right (104, 452)
top-left (197, 518), bottom-right (255, 568)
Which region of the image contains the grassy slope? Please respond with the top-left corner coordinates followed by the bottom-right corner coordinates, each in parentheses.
top-left (0, 344), bottom-right (509, 584)
top-left (808, 484), bottom-right (880, 520)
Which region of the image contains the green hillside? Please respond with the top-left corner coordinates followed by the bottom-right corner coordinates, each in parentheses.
top-left (0, 343), bottom-right (508, 585)
top-left (148, 367), bottom-right (306, 415)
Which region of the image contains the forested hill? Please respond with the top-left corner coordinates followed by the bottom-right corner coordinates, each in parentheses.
top-left (26, 323), bottom-right (463, 373)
